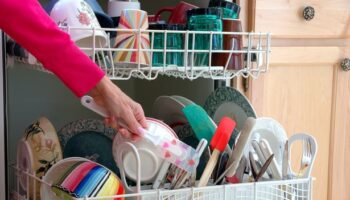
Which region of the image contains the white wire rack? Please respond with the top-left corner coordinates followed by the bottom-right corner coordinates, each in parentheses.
top-left (10, 164), bottom-right (313, 200)
top-left (8, 26), bottom-right (271, 80)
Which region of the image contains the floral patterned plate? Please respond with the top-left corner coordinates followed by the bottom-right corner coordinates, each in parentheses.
top-left (17, 117), bottom-right (63, 199)
top-left (203, 87), bottom-right (257, 144)
top-left (57, 119), bottom-right (119, 175)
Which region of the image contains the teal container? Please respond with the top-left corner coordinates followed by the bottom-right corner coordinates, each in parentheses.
top-left (187, 8), bottom-right (223, 66)
top-left (208, 0), bottom-right (240, 19)
top-left (149, 24), bottom-right (184, 67)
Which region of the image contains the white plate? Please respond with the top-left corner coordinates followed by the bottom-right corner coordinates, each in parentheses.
top-left (247, 118), bottom-right (288, 169)
top-left (152, 96), bottom-right (194, 129)
top-left (16, 140), bottom-right (33, 192)
top-left (172, 96), bottom-right (195, 106)
top-left (113, 118), bottom-right (178, 184)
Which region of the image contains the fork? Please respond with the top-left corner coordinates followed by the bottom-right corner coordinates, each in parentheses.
top-left (298, 139), bottom-right (312, 177)
top-left (288, 133), bottom-right (317, 179)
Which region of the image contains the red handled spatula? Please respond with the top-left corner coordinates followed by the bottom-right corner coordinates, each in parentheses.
top-left (197, 117), bottom-right (236, 187)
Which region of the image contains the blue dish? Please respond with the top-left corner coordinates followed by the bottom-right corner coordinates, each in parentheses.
top-left (57, 119), bottom-right (119, 176)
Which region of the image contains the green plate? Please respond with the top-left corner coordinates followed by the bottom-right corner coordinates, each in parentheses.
top-left (57, 119), bottom-right (119, 175)
top-left (203, 87), bottom-right (257, 144)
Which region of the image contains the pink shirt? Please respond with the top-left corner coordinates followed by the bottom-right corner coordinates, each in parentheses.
top-left (0, 0), bottom-right (105, 97)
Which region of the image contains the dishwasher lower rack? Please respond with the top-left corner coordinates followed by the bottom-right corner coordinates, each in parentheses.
top-left (10, 165), bottom-right (313, 200)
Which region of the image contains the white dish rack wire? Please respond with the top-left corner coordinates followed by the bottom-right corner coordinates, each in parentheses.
top-left (9, 26), bottom-right (271, 80)
top-left (10, 164), bottom-right (313, 200)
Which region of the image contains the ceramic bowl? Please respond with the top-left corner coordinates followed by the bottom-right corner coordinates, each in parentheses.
top-left (17, 117), bottom-right (63, 199)
top-left (41, 157), bottom-right (125, 200)
top-left (50, 0), bottom-right (108, 56)
top-left (113, 118), bottom-right (178, 184)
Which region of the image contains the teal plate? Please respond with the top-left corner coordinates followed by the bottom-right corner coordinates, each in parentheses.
top-left (203, 87), bottom-right (257, 144)
top-left (57, 119), bottom-right (119, 175)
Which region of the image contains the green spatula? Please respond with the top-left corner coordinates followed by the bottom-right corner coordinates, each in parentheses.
top-left (182, 104), bottom-right (217, 145)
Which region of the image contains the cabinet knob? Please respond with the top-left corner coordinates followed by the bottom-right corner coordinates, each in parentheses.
top-left (303, 6), bottom-right (315, 21)
top-left (341, 58), bottom-right (350, 71)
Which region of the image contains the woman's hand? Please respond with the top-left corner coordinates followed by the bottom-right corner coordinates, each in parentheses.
top-left (88, 76), bottom-right (147, 139)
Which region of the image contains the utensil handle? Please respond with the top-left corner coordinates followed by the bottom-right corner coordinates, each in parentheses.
top-left (153, 161), bottom-right (171, 189)
top-left (259, 139), bottom-right (282, 180)
top-left (81, 95), bottom-right (131, 131)
top-left (197, 149), bottom-right (220, 187)
top-left (81, 96), bottom-right (109, 118)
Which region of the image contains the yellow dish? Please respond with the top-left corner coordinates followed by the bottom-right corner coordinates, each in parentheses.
top-left (17, 117), bottom-right (63, 199)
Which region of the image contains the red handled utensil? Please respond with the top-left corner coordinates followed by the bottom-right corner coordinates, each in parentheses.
top-left (197, 117), bottom-right (236, 187)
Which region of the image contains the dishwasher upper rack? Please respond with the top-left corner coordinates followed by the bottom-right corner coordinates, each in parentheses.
top-left (8, 26), bottom-right (271, 80)
top-left (10, 164), bottom-right (313, 200)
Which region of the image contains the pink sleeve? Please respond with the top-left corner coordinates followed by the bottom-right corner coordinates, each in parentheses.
top-left (0, 0), bottom-right (105, 97)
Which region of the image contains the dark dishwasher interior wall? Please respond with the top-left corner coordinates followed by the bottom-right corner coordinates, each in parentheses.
top-left (7, 64), bottom-right (214, 175)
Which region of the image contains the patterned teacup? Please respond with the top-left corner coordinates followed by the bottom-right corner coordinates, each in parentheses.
top-left (50, 0), bottom-right (108, 56)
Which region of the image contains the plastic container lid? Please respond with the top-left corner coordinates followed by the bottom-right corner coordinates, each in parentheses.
top-left (186, 8), bottom-right (222, 20)
top-left (209, 0), bottom-right (241, 14)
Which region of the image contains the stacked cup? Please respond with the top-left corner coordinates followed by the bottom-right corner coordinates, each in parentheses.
top-left (107, 1), bottom-right (151, 68)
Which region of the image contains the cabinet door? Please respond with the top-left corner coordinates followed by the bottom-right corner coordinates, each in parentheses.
top-left (247, 46), bottom-right (349, 200)
top-left (328, 49), bottom-right (350, 200)
top-left (252, 0), bottom-right (350, 39)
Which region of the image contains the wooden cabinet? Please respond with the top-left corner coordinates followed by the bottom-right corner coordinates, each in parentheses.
top-left (242, 0), bottom-right (350, 199)
top-left (328, 54), bottom-right (350, 200)
top-left (248, 47), bottom-right (350, 200)
top-left (254, 0), bottom-right (350, 39)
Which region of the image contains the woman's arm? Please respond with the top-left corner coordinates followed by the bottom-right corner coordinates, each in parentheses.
top-left (0, 0), bottom-right (104, 97)
top-left (0, 0), bottom-right (147, 135)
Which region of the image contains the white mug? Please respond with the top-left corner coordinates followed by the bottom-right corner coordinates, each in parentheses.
top-left (107, 0), bottom-right (141, 18)
top-left (50, 0), bottom-right (108, 56)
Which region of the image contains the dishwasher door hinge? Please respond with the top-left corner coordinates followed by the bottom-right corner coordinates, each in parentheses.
top-left (243, 77), bottom-right (249, 92)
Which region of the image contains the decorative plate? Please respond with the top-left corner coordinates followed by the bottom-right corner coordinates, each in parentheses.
top-left (17, 117), bottom-right (63, 199)
top-left (203, 87), bottom-right (257, 144)
top-left (57, 119), bottom-right (119, 175)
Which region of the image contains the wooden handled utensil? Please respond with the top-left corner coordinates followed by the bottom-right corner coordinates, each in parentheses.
top-left (197, 117), bottom-right (236, 187)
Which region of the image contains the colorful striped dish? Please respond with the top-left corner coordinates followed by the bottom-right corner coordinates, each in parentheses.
top-left (42, 158), bottom-right (124, 200)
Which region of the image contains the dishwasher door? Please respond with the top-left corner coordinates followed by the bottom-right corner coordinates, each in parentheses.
top-left (0, 31), bottom-right (8, 200)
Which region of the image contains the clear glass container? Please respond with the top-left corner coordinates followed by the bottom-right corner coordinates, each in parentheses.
top-left (187, 8), bottom-right (223, 66)
top-left (208, 0), bottom-right (240, 19)
top-left (149, 24), bottom-right (184, 67)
